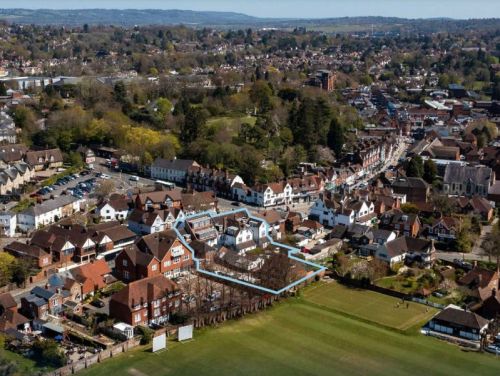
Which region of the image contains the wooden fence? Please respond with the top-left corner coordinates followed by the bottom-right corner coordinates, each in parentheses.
top-left (44, 338), bottom-right (141, 376)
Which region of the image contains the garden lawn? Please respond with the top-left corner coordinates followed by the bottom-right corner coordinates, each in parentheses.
top-left (80, 282), bottom-right (500, 376)
top-left (303, 281), bottom-right (437, 331)
top-left (0, 336), bottom-right (42, 375)
top-left (205, 115), bottom-right (256, 137)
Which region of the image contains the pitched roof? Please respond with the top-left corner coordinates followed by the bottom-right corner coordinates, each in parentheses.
top-left (469, 197), bottom-right (493, 214)
top-left (110, 275), bottom-right (178, 308)
top-left (128, 209), bottom-right (162, 226)
top-left (121, 246), bottom-right (158, 267)
top-left (137, 230), bottom-right (179, 260)
top-left (135, 190), bottom-right (182, 205)
top-left (25, 148), bottom-right (63, 166)
top-left (181, 191), bottom-right (217, 211)
top-left (443, 164), bottom-right (492, 185)
top-left (21, 195), bottom-right (81, 217)
top-left (459, 267), bottom-right (498, 289)
top-left (0, 309), bottom-right (30, 332)
top-left (392, 177), bottom-right (429, 190)
top-left (70, 259), bottom-right (112, 291)
top-left (254, 210), bottom-right (284, 225)
top-left (432, 216), bottom-right (460, 230)
top-left (433, 306), bottom-right (489, 330)
top-left (152, 158), bottom-right (199, 171)
top-left (0, 293), bottom-right (17, 310)
top-left (189, 240), bottom-right (216, 259)
top-left (385, 236), bottom-right (432, 258)
top-left (98, 225), bottom-right (136, 243)
top-left (4, 242), bottom-right (49, 260)
top-left (98, 198), bottom-right (130, 212)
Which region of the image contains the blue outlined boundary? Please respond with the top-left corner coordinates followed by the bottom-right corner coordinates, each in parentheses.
top-left (172, 208), bottom-right (326, 295)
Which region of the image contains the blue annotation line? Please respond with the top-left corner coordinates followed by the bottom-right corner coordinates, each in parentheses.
top-left (172, 208), bottom-right (326, 295)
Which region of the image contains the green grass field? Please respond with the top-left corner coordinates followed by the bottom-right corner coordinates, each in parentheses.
top-left (304, 281), bottom-right (437, 330)
top-left (78, 282), bottom-right (500, 376)
top-left (205, 115), bottom-right (256, 138)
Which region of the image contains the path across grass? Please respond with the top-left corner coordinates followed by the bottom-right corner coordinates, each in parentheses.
top-left (79, 282), bottom-right (500, 376)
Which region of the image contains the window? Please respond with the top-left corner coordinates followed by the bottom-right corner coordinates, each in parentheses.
top-left (152, 264), bottom-right (158, 271)
top-left (183, 254), bottom-right (190, 261)
top-left (153, 300), bottom-right (160, 308)
top-left (154, 308), bottom-right (160, 317)
top-left (173, 257), bottom-right (180, 264)
top-left (123, 270), bottom-right (130, 280)
top-left (123, 259), bottom-right (128, 267)
top-left (134, 313), bottom-right (141, 323)
top-left (164, 261), bottom-right (171, 267)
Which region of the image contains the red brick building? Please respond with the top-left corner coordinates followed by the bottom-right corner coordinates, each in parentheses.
top-left (135, 230), bottom-right (193, 279)
top-left (115, 246), bottom-right (161, 282)
top-left (109, 275), bottom-right (180, 326)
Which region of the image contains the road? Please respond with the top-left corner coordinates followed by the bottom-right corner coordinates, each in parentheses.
top-left (350, 136), bottom-right (410, 190)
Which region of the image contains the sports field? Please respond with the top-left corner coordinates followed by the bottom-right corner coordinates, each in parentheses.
top-left (303, 281), bottom-right (437, 330)
top-left (80, 282), bottom-right (500, 376)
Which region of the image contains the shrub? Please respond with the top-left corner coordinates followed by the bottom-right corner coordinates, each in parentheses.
top-left (31, 339), bottom-right (67, 368)
top-left (136, 326), bottom-right (154, 345)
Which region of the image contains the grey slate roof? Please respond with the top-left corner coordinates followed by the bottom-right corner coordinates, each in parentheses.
top-left (443, 164), bottom-right (492, 185)
top-left (21, 195), bottom-right (81, 217)
top-left (152, 158), bottom-right (198, 171)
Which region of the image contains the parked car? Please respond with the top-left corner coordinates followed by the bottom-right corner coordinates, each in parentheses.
top-left (486, 344), bottom-right (500, 355)
top-left (91, 299), bottom-right (105, 308)
top-left (129, 176), bottom-right (140, 182)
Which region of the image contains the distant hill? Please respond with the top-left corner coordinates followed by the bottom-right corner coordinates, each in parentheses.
top-left (0, 9), bottom-right (263, 26)
top-left (0, 9), bottom-right (498, 33)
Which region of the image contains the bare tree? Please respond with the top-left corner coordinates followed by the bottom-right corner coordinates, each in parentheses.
top-left (95, 180), bottom-right (115, 200)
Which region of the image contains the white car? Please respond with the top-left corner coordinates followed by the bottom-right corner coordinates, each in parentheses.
top-left (100, 174), bottom-right (111, 180)
top-left (129, 176), bottom-right (140, 182)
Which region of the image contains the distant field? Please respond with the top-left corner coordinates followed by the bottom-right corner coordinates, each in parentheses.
top-left (303, 281), bottom-right (437, 331)
top-left (79, 281), bottom-right (500, 376)
top-left (205, 115), bottom-right (256, 138)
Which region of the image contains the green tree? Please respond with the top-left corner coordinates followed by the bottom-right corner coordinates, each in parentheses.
top-left (401, 203), bottom-right (420, 214)
top-left (406, 156), bottom-right (424, 178)
top-left (238, 145), bottom-right (262, 186)
top-left (156, 97), bottom-right (173, 116)
top-left (327, 117), bottom-right (345, 157)
top-left (249, 80), bottom-right (273, 113)
top-left (456, 216), bottom-right (473, 253)
top-left (67, 151), bottom-right (84, 168)
top-left (31, 339), bottom-right (67, 368)
top-left (0, 252), bottom-right (15, 286)
top-left (181, 106), bottom-right (207, 145)
top-left (432, 194), bottom-right (454, 216)
top-left (0, 82), bottom-right (7, 96)
top-left (423, 159), bottom-right (437, 183)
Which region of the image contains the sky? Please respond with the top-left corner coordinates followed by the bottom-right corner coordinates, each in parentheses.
top-left (6, 0), bottom-right (500, 19)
